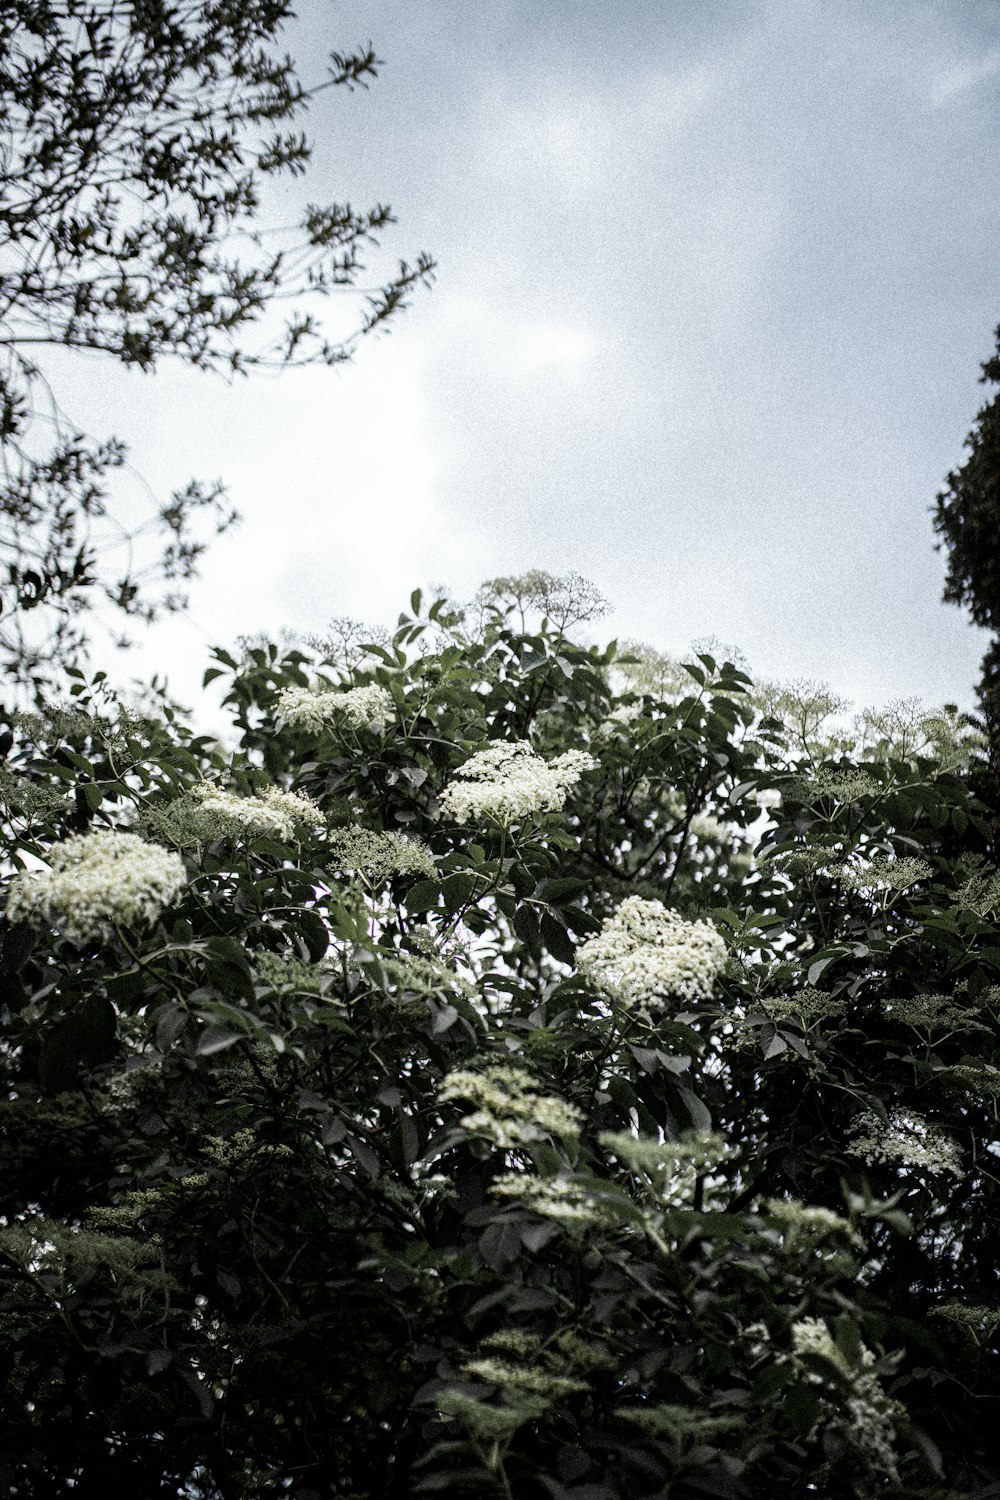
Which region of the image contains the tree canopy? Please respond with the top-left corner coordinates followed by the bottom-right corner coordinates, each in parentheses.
top-left (0, 0), bottom-right (434, 695)
top-left (933, 325), bottom-right (1000, 802)
top-left (1, 573), bottom-right (997, 1497)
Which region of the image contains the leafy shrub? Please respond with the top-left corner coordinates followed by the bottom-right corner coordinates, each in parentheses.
top-left (0, 581), bottom-right (997, 1498)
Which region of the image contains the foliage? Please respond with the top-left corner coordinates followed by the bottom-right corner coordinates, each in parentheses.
top-left (0, 575), bottom-right (999, 1497)
top-left (0, 1), bottom-right (434, 695)
top-left (933, 324), bottom-right (1000, 810)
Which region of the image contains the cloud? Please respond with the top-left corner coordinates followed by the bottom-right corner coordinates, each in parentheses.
top-left (928, 49), bottom-right (1000, 107)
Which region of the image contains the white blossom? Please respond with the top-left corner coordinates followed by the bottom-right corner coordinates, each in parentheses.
top-left (438, 740), bottom-right (596, 824)
top-left (576, 896), bottom-right (727, 1010)
top-left (601, 1129), bottom-right (729, 1208)
top-left (834, 854), bottom-right (931, 895)
top-left (275, 683), bottom-right (394, 733)
top-left (326, 825), bottom-right (434, 884)
top-left (847, 1108), bottom-right (964, 1179)
top-left (766, 1198), bottom-right (858, 1242)
top-left (790, 1317), bottom-right (904, 1483)
top-left (491, 1173), bottom-right (610, 1225)
top-left (6, 830), bottom-right (186, 944)
top-left (188, 783), bottom-right (321, 842)
top-left (440, 1063), bottom-right (583, 1147)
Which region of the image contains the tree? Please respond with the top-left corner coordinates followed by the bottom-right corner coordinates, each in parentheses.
top-left (933, 326), bottom-right (1000, 807)
top-left (1, 572), bottom-right (997, 1497)
top-left (0, 0), bottom-right (434, 696)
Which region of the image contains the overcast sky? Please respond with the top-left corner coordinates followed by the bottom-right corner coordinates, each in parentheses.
top-left (63, 0), bottom-right (1000, 716)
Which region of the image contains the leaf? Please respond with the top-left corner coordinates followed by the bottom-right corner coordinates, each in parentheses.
top-left (441, 872), bottom-right (477, 908)
top-left (513, 903), bottom-right (539, 946)
top-left (81, 780), bottom-right (103, 811)
top-left (761, 1029), bottom-right (788, 1060)
top-left (195, 1025), bottom-right (241, 1056)
top-left (539, 877), bottom-right (589, 903)
top-left (38, 995), bottom-right (117, 1094)
top-left (429, 1002), bottom-right (459, 1035)
top-left (406, 879), bottom-right (441, 912)
top-left (540, 910), bottom-right (576, 966)
top-left (807, 953), bottom-right (841, 985)
top-left (293, 907), bottom-right (329, 962)
top-left (347, 1134), bottom-right (380, 1179)
top-left (675, 1085), bottom-right (712, 1132)
top-left (521, 1221), bottom-right (557, 1253)
top-left (106, 968), bottom-right (145, 1007)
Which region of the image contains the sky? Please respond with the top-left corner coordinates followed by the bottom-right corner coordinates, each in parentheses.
top-left (58, 0), bottom-right (1000, 718)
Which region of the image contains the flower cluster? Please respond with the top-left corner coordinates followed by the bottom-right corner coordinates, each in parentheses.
top-left (834, 854), bottom-right (931, 895)
top-left (765, 1198), bottom-right (858, 1243)
top-left (618, 1404), bottom-right (740, 1443)
top-left (576, 896), bottom-right (727, 1010)
top-left (881, 991), bottom-right (988, 1035)
top-left (787, 768), bottom-right (879, 806)
top-left (326, 825), bottom-right (435, 885)
top-left (847, 1108), bottom-right (964, 1178)
top-left (275, 683), bottom-right (394, 733)
top-left (187, 783), bottom-right (321, 843)
top-left (377, 950), bottom-right (475, 1000)
top-left (759, 987), bottom-right (845, 1027)
top-left (438, 1330), bottom-right (589, 1439)
top-left (600, 1129), bottom-right (729, 1208)
top-left (955, 859), bottom-right (1000, 917)
top-left (6, 830), bottom-right (186, 945)
top-left (255, 952), bottom-right (330, 996)
top-left (440, 1063), bottom-right (583, 1147)
top-left (438, 741), bottom-right (596, 824)
top-left (789, 1318), bottom-right (903, 1483)
top-left (491, 1172), bottom-right (610, 1225)
top-left (597, 700), bottom-right (645, 736)
top-left (931, 1302), bottom-right (1000, 1344)
top-left (939, 1063), bottom-right (1000, 1099)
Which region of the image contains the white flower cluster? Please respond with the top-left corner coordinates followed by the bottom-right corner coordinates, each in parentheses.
top-left (438, 741), bottom-right (596, 825)
top-left (759, 987), bottom-right (845, 1027)
top-left (6, 829), bottom-right (186, 945)
top-left (440, 1063), bottom-right (583, 1147)
top-left (788, 768), bottom-right (879, 806)
top-left (834, 854), bottom-right (931, 895)
top-left (766, 1198), bottom-right (858, 1242)
top-left (255, 951), bottom-right (329, 996)
top-left (791, 1316), bottom-right (843, 1365)
top-left (491, 1172), bottom-right (609, 1225)
top-left (377, 951), bottom-right (475, 1000)
top-left (931, 1302), bottom-right (1000, 1343)
top-left (326, 825), bottom-right (435, 885)
top-left (275, 683), bottom-right (394, 733)
top-left (881, 991), bottom-right (988, 1035)
top-left (790, 1317), bottom-right (903, 1483)
top-left (188, 782), bottom-right (321, 842)
top-left (576, 896), bottom-right (727, 1010)
top-left (600, 1129), bottom-right (729, 1209)
top-left (847, 1108), bottom-right (964, 1179)
top-left (955, 860), bottom-right (1000, 917)
top-left (597, 701), bottom-right (645, 737)
top-left (460, 1356), bottom-right (585, 1402)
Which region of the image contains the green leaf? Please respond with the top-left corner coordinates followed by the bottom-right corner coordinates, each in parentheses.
top-left (441, 872), bottom-right (477, 908)
top-left (675, 1085), bottom-right (712, 1132)
top-left (293, 908), bottom-right (329, 962)
top-left (81, 781), bottom-right (103, 811)
top-left (406, 879), bottom-right (441, 912)
top-left (540, 910), bottom-right (575, 966)
top-left (38, 995), bottom-right (117, 1093)
top-left (195, 1024), bottom-right (241, 1056)
top-left (538, 877), bottom-right (588, 903)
